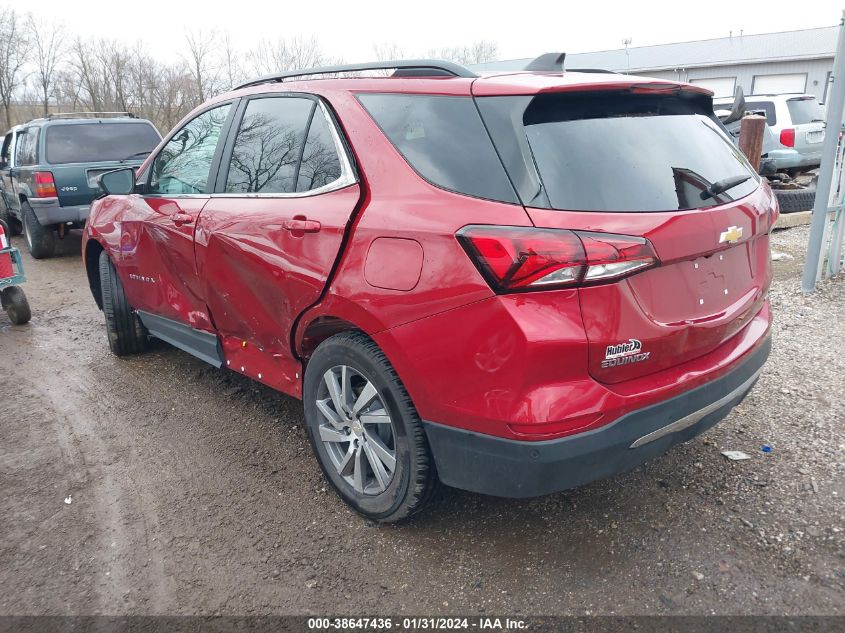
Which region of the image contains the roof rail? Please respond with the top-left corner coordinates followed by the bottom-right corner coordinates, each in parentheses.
top-left (235, 59), bottom-right (478, 89)
top-left (46, 111), bottom-right (135, 120)
top-left (567, 68), bottom-right (618, 74)
top-left (525, 52), bottom-right (566, 72)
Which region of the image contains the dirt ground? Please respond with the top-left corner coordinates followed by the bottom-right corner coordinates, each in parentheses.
top-left (0, 225), bottom-right (843, 616)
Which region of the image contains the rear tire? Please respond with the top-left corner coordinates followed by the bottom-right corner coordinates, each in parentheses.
top-left (0, 200), bottom-right (21, 236)
top-left (22, 201), bottom-right (55, 259)
top-left (2, 286), bottom-right (31, 325)
top-left (98, 250), bottom-right (147, 356)
top-left (303, 331), bottom-right (437, 523)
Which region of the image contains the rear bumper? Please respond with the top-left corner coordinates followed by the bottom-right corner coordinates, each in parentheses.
top-left (28, 197), bottom-right (90, 225)
top-left (424, 334), bottom-right (770, 498)
top-left (766, 149), bottom-right (821, 171)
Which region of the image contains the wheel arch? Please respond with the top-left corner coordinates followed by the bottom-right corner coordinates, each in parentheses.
top-left (298, 315), bottom-right (367, 361)
top-left (85, 239), bottom-right (105, 309)
top-left (294, 292), bottom-right (391, 362)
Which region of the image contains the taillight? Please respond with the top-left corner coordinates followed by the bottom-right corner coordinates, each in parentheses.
top-left (577, 231), bottom-right (659, 282)
top-left (34, 171), bottom-right (57, 198)
top-left (779, 128), bottom-right (795, 147)
top-left (457, 225), bottom-right (659, 293)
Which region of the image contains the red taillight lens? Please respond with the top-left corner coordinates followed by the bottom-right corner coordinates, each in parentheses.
top-left (779, 128), bottom-right (795, 148)
top-left (577, 231), bottom-right (658, 283)
top-left (457, 226), bottom-right (659, 292)
top-left (458, 226), bottom-right (586, 290)
top-left (34, 171), bottom-right (57, 197)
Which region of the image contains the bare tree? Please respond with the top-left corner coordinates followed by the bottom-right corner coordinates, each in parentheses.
top-left (369, 43), bottom-right (406, 76)
top-left (427, 40), bottom-right (499, 65)
top-left (98, 39), bottom-right (132, 112)
top-left (26, 14), bottom-right (64, 116)
top-left (184, 29), bottom-right (220, 104)
top-left (373, 43), bottom-right (405, 62)
top-left (248, 36), bottom-right (333, 76)
top-left (220, 30), bottom-right (244, 90)
top-left (0, 7), bottom-right (31, 128)
top-left (69, 36), bottom-right (104, 111)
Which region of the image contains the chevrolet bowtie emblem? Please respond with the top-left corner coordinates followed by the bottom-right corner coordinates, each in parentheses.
top-left (719, 226), bottom-right (743, 244)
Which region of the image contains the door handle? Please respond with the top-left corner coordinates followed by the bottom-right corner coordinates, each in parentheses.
top-left (282, 217), bottom-right (321, 234)
top-left (171, 212), bottom-right (194, 226)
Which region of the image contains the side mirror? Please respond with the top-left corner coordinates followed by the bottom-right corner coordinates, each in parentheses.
top-left (98, 168), bottom-right (135, 195)
top-left (722, 85), bottom-right (746, 125)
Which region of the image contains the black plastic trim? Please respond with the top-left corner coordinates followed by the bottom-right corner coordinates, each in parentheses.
top-left (423, 335), bottom-right (771, 498)
top-left (136, 310), bottom-right (224, 368)
top-left (236, 59), bottom-right (478, 89)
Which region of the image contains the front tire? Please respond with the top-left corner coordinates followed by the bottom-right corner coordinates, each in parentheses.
top-left (22, 201), bottom-right (55, 259)
top-left (98, 251), bottom-right (147, 356)
top-left (2, 286), bottom-right (31, 324)
top-left (303, 331), bottom-right (437, 523)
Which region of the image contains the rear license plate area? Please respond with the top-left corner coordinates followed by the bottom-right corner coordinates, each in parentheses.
top-left (806, 130), bottom-right (824, 144)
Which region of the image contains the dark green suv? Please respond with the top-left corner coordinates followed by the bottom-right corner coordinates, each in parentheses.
top-left (0, 113), bottom-right (160, 258)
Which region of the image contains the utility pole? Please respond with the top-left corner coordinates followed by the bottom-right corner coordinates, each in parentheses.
top-left (623, 38), bottom-right (632, 74)
top-left (802, 10), bottom-right (845, 292)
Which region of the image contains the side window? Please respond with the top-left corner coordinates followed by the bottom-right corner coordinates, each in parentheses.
top-left (149, 104), bottom-right (231, 195)
top-left (1, 133), bottom-right (11, 166)
top-left (744, 101), bottom-right (776, 126)
top-left (357, 94), bottom-right (518, 204)
top-left (296, 108), bottom-right (343, 192)
top-left (16, 128), bottom-right (39, 166)
top-left (224, 97), bottom-right (314, 194)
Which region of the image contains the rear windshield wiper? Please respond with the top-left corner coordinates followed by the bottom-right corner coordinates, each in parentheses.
top-left (121, 151), bottom-right (151, 161)
top-left (700, 174), bottom-right (752, 200)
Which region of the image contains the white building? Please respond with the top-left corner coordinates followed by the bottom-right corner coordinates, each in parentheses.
top-left (473, 26), bottom-right (836, 101)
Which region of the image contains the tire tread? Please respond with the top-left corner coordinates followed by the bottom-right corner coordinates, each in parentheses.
top-left (22, 202), bottom-right (55, 259)
top-left (308, 331), bottom-right (438, 523)
top-left (98, 251), bottom-right (147, 356)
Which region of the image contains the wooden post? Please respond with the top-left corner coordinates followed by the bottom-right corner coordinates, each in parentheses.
top-left (738, 114), bottom-right (766, 173)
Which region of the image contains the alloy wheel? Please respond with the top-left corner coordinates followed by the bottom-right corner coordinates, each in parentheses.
top-left (316, 365), bottom-right (397, 495)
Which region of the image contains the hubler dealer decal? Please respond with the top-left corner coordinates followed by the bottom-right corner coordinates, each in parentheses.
top-left (602, 338), bottom-right (650, 368)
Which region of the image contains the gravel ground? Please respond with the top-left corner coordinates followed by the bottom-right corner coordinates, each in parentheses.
top-left (0, 225), bottom-right (842, 616)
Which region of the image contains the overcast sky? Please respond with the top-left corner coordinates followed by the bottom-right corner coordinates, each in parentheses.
top-left (13, 0), bottom-right (842, 63)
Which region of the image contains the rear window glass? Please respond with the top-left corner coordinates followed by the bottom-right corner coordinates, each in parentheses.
top-left (744, 101), bottom-right (777, 126)
top-left (479, 92), bottom-right (759, 213)
top-left (787, 98), bottom-right (824, 125)
top-left (357, 94), bottom-right (517, 204)
top-left (45, 122), bottom-right (160, 165)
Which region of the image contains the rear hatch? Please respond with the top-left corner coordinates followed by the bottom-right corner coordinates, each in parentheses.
top-left (44, 121), bottom-right (160, 207)
top-left (785, 96), bottom-right (825, 154)
top-left (476, 84), bottom-right (775, 384)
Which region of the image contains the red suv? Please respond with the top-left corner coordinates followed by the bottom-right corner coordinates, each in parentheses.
top-left (83, 56), bottom-right (775, 522)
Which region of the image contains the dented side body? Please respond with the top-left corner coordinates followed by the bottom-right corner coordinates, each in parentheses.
top-left (82, 69), bottom-right (774, 479)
